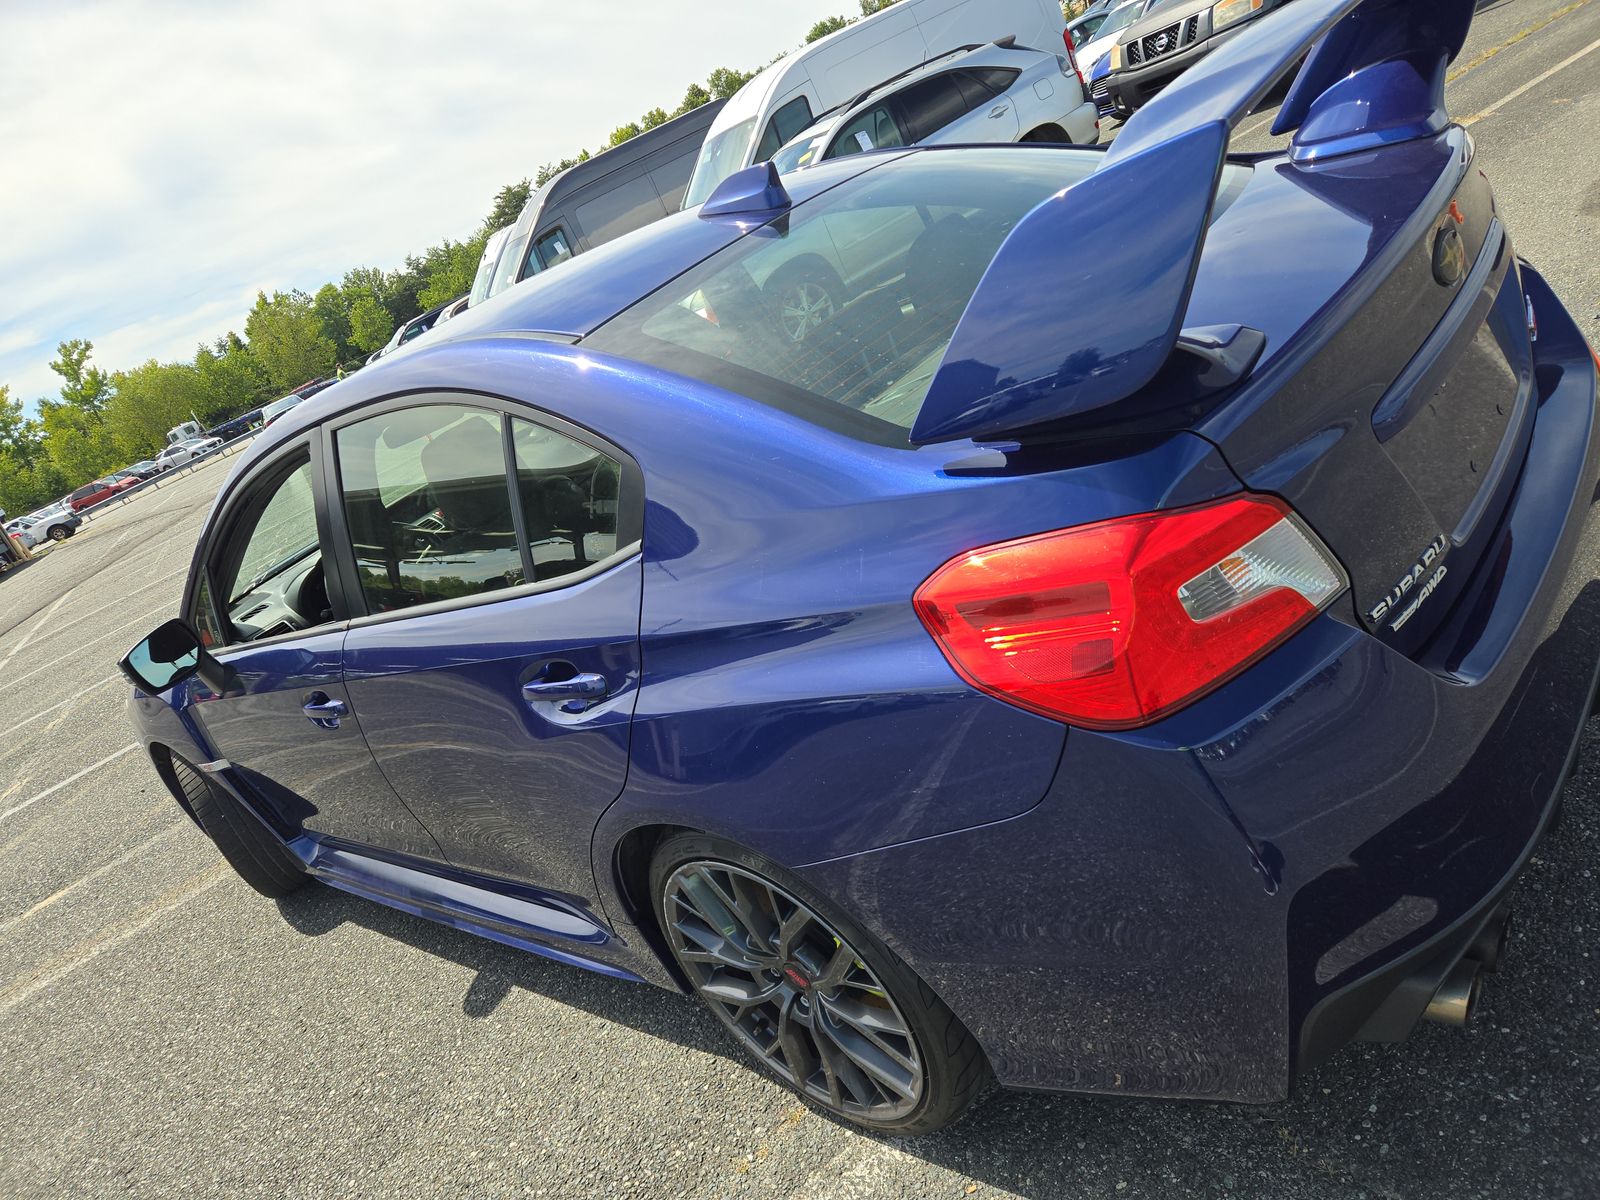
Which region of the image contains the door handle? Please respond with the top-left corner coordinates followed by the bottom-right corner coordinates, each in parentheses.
top-left (989, 104), bottom-right (1010, 118)
top-left (521, 671), bottom-right (610, 710)
top-left (302, 692), bottom-right (348, 730)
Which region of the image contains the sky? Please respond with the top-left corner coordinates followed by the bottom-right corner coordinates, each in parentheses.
top-left (0, 0), bottom-right (849, 413)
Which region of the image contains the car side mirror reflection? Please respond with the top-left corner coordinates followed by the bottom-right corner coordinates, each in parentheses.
top-left (119, 619), bottom-right (225, 695)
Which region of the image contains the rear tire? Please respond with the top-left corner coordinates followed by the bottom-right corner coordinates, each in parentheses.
top-left (169, 756), bottom-right (306, 898)
top-left (47, 526), bottom-right (70, 542)
top-left (651, 832), bottom-right (989, 1136)
top-left (1021, 124), bottom-right (1071, 144)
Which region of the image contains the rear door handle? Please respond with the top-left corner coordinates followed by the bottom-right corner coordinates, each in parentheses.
top-left (521, 672), bottom-right (609, 701)
top-left (302, 693), bottom-right (348, 730)
top-left (989, 104), bottom-right (1011, 118)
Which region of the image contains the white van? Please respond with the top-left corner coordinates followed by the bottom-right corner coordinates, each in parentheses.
top-left (682, 0), bottom-right (1073, 209)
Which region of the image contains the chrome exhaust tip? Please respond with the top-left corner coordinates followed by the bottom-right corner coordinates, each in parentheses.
top-left (1423, 959), bottom-right (1482, 1027)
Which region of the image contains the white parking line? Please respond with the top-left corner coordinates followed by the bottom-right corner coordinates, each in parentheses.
top-left (1462, 33), bottom-right (1600, 124)
top-left (0, 743), bottom-right (139, 823)
top-left (2, 598), bottom-right (174, 690)
top-left (0, 864), bottom-right (226, 1017)
top-left (0, 675), bottom-right (122, 741)
top-left (0, 592), bottom-right (73, 672)
top-left (0, 821), bottom-right (188, 932)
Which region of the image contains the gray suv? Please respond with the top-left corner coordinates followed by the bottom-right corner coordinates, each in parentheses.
top-left (1105, 0), bottom-right (1293, 116)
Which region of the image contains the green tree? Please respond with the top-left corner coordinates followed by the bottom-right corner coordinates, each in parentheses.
top-left (707, 66), bottom-right (756, 100)
top-left (416, 237), bottom-right (486, 309)
top-left (349, 296), bottom-right (395, 354)
top-left (807, 15), bottom-right (850, 42)
top-left (194, 336), bottom-right (272, 421)
top-left (860, 0), bottom-right (898, 14)
top-left (640, 106), bottom-right (671, 131)
top-left (607, 121), bottom-right (643, 148)
top-left (483, 180), bottom-right (531, 231)
top-left (243, 290), bottom-right (337, 393)
top-left (49, 339), bottom-right (113, 414)
top-left (312, 283), bottom-right (355, 363)
top-left (674, 82), bottom-right (712, 116)
top-left (535, 151), bottom-right (589, 188)
top-left (103, 360), bottom-right (210, 459)
top-left (38, 399), bottom-right (118, 484)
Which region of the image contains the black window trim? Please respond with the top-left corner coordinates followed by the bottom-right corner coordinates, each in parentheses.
top-left (316, 389), bottom-right (645, 631)
top-left (519, 224), bottom-right (573, 284)
top-left (191, 433), bottom-right (352, 657)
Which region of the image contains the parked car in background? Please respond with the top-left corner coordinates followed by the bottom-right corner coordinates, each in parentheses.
top-left (66, 475), bottom-right (141, 512)
top-left (261, 394), bottom-right (308, 426)
top-left (5, 506), bottom-right (81, 548)
top-left (433, 295), bottom-right (471, 326)
top-left (153, 437), bottom-right (222, 473)
top-left (681, 0), bottom-right (1074, 208)
top-left (769, 38), bottom-right (1099, 181)
top-left (470, 226), bottom-right (514, 308)
top-left (1072, 0), bottom-right (1168, 96)
top-left (370, 301), bottom-right (451, 362)
top-left (209, 409), bottom-right (264, 443)
top-left (484, 99), bottom-right (727, 302)
top-left (108, 462), bottom-right (161, 484)
top-left (1105, 0), bottom-right (1294, 115)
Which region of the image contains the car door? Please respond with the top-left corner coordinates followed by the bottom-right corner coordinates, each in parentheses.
top-left (904, 69), bottom-right (1021, 146)
top-left (326, 397), bottom-right (644, 898)
top-left (184, 435), bottom-right (444, 861)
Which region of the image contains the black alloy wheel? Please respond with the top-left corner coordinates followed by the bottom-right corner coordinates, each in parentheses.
top-left (652, 834), bottom-right (987, 1134)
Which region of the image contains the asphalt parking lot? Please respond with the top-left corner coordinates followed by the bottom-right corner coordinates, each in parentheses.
top-left (4, 4), bottom-right (1600, 1196)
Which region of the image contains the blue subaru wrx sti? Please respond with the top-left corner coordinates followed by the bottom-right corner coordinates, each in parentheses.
top-left (123, 0), bottom-right (1600, 1135)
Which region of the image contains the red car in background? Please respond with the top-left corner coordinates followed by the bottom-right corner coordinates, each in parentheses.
top-left (66, 475), bottom-right (141, 512)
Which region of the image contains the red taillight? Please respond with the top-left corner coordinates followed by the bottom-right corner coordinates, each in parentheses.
top-left (1062, 31), bottom-right (1087, 89)
top-left (914, 495), bottom-right (1346, 730)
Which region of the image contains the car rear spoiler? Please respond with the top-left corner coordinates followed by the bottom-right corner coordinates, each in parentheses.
top-left (908, 0), bottom-right (1477, 447)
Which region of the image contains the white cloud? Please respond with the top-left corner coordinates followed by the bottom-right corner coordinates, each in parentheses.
top-left (0, 0), bottom-right (849, 411)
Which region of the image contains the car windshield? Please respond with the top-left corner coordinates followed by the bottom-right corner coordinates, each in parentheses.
top-left (683, 118), bottom-right (758, 209)
top-left (1096, 3), bottom-right (1145, 39)
top-left (771, 129), bottom-right (827, 175)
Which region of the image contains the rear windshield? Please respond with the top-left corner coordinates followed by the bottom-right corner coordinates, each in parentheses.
top-left (587, 149), bottom-right (1106, 442)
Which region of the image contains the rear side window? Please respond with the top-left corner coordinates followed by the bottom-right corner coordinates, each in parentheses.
top-left (895, 74), bottom-right (972, 142)
top-left (573, 174), bottom-right (666, 250)
top-left (755, 95), bottom-right (816, 162)
top-left (511, 419), bottom-right (637, 582)
top-left (586, 150), bottom-right (1107, 441)
top-left (966, 68), bottom-right (1021, 97)
top-left (336, 405), bottom-right (523, 611)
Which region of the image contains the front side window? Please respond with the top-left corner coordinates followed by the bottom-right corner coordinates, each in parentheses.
top-left (214, 457), bottom-right (328, 644)
top-left (755, 95), bottom-right (816, 163)
top-left (336, 405), bottom-right (523, 613)
top-left (525, 227), bottom-right (574, 276)
top-left (826, 103), bottom-right (907, 159)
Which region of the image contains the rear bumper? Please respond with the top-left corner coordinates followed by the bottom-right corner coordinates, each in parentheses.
top-left (797, 262), bottom-right (1600, 1101)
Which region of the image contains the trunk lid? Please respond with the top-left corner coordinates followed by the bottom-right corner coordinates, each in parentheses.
top-left (1187, 127), bottom-right (1536, 655)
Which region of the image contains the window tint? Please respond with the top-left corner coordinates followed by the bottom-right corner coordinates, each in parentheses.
top-left (826, 103), bottom-right (907, 159)
top-left (573, 174), bottom-right (666, 250)
top-left (216, 458), bottom-right (329, 644)
top-left (966, 68), bottom-right (1021, 97)
top-left (755, 95), bottom-right (816, 162)
top-left (511, 419), bottom-right (634, 581)
top-left (526, 228), bottom-right (574, 275)
top-left (896, 74), bottom-right (971, 142)
top-left (336, 406), bottom-right (522, 612)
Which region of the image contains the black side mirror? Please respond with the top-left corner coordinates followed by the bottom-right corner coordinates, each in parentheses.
top-left (119, 619), bottom-right (224, 694)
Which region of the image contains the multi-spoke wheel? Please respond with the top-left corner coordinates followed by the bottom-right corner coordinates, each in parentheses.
top-left (764, 262), bottom-right (842, 344)
top-left (651, 833), bottom-right (988, 1135)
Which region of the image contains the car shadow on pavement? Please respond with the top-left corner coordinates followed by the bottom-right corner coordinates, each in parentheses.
top-left (273, 882), bottom-right (741, 1063)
